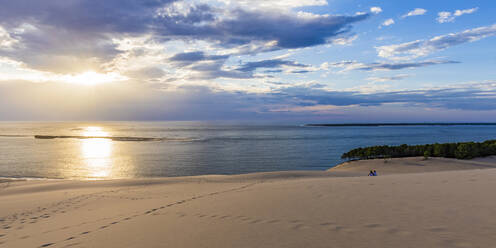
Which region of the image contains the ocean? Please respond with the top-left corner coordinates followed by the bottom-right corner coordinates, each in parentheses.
top-left (1, 122), bottom-right (496, 180)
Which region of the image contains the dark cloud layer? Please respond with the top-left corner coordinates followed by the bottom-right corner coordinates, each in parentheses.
top-left (169, 51), bottom-right (229, 66)
top-left (330, 60), bottom-right (459, 72)
top-left (276, 83), bottom-right (496, 111)
top-left (0, 0), bottom-right (174, 33)
top-left (237, 59), bottom-right (307, 72)
top-left (204, 10), bottom-right (369, 49)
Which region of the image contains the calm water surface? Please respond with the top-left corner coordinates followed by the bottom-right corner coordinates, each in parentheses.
top-left (1, 122), bottom-right (496, 179)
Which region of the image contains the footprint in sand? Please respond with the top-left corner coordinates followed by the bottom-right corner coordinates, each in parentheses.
top-left (363, 223), bottom-right (389, 232)
top-left (387, 228), bottom-right (412, 236)
top-left (364, 223), bottom-right (382, 228)
top-left (240, 217), bottom-right (252, 222)
top-left (291, 224), bottom-right (310, 230)
top-left (249, 219), bottom-right (262, 224)
top-left (333, 226), bottom-right (354, 233)
top-left (319, 222), bottom-right (336, 226)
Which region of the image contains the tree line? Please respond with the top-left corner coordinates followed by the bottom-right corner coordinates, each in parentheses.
top-left (341, 140), bottom-right (496, 160)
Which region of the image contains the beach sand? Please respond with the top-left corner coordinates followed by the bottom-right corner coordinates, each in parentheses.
top-left (1, 156), bottom-right (496, 248)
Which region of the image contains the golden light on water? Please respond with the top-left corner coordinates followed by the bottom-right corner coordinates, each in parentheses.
top-left (80, 127), bottom-right (113, 178)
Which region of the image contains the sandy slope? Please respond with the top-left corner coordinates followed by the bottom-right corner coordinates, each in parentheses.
top-left (1, 157), bottom-right (496, 248)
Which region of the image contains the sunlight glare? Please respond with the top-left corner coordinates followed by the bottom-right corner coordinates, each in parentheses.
top-left (83, 126), bottom-right (109, 137)
top-left (80, 126), bottom-right (113, 178)
top-left (62, 71), bottom-right (126, 85)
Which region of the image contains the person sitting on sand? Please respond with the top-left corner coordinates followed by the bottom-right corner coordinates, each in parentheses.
top-left (373, 170), bottom-right (377, 176)
top-left (368, 170), bottom-right (374, 176)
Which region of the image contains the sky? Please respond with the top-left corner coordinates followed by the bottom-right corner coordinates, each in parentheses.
top-left (0, 0), bottom-right (495, 122)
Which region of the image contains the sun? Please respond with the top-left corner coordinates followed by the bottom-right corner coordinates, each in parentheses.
top-left (82, 126), bottom-right (109, 137)
top-left (62, 71), bottom-right (127, 85)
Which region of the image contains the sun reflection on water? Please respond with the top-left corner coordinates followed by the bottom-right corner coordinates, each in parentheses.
top-left (80, 127), bottom-right (113, 178)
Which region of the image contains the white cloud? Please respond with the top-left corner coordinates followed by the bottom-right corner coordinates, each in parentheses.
top-left (324, 60), bottom-right (456, 73)
top-left (437, 12), bottom-right (453, 23)
top-left (366, 74), bottom-right (410, 82)
top-left (402, 8), bottom-right (427, 18)
top-left (370, 7), bottom-right (382, 14)
top-left (437, 7), bottom-right (478, 23)
top-left (210, 0), bottom-right (328, 10)
top-left (454, 7), bottom-right (479, 16)
top-left (376, 24), bottom-right (496, 60)
top-left (0, 26), bottom-right (19, 50)
top-left (379, 18), bottom-right (395, 28)
top-left (331, 35), bottom-right (358, 45)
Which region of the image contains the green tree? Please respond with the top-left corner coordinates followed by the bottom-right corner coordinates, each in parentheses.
top-left (423, 150), bottom-right (431, 160)
top-left (455, 143), bottom-right (471, 159)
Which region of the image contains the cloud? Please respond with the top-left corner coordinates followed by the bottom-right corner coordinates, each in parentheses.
top-left (370, 7), bottom-right (382, 14)
top-left (437, 12), bottom-right (453, 24)
top-left (331, 35), bottom-right (358, 45)
top-left (379, 18), bottom-right (395, 28)
top-left (366, 74), bottom-right (410, 82)
top-left (236, 59), bottom-right (308, 72)
top-left (274, 81), bottom-right (496, 111)
top-left (327, 60), bottom-right (458, 72)
top-left (182, 58), bottom-right (311, 80)
top-left (197, 9), bottom-right (369, 49)
top-left (214, 0), bottom-right (328, 10)
top-left (437, 7), bottom-right (478, 23)
top-left (358, 60), bottom-right (459, 71)
top-left (0, 26), bottom-right (18, 49)
top-left (454, 7), bottom-right (479, 16)
top-left (0, 0), bottom-right (177, 73)
top-left (169, 51), bottom-right (229, 66)
top-left (125, 67), bottom-right (165, 80)
top-left (376, 24), bottom-right (496, 60)
top-left (402, 8), bottom-right (427, 18)
top-left (0, 1), bottom-right (371, 74)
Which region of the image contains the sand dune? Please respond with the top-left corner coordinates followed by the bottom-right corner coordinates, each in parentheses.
top-left (1, 157), bottom-right (496, 248)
